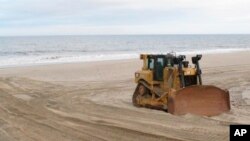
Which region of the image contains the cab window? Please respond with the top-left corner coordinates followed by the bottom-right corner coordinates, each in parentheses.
top-left (149, 58), bottom-right (154, 69)
top-left (157, 58), bottom-right (164, 67)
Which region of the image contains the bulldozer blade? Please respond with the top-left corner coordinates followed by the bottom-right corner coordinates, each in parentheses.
top-left (167, 85), bottom-right (230, 116)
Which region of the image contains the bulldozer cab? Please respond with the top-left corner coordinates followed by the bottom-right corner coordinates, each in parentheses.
top-left (148, 55), bottom-right (165, 81)
top-left (145, 54), bottom-right (200, 87)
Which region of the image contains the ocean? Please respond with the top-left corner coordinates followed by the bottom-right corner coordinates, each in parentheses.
top-left (0, 35), bottom-right (250, 67)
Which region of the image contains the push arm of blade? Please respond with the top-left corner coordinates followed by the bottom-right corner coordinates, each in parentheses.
top-left (196, 61), bottom-right (202, 85)
top-left (177, 55), bottom-right (185, 88)
top-left (192, 54), bottom-right (202, 85)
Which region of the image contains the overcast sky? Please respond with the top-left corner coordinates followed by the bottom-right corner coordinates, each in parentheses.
top-left (1, 0), bottom-right (250, 36)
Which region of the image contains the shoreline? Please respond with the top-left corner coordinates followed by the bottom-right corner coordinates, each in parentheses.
top-left (0, 50), bottom-right (250, 83)
top-left (0, 50), bottom-right (249, 69)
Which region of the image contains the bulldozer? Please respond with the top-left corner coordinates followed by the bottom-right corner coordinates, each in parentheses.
top-left (133, 53), bottom-right (230, 116)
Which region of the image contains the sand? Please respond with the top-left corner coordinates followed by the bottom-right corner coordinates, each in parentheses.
top-left (0, 51), bottom-right (250, 141)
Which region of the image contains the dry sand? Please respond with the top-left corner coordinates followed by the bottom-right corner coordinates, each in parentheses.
top-left (0, 51), bottom-right (250, 141)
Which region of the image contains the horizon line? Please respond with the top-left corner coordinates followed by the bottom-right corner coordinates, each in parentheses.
top-left (1, 33), bottom-right (250, 37)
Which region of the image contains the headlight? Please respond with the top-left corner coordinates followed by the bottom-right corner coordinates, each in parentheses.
top-left (135, 73), bottom-right (140, 78)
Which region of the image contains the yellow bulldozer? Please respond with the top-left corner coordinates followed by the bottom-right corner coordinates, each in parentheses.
top-left (133, 53), bottom-right (230, 116)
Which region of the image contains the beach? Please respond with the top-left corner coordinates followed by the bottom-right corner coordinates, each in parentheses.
top-left (0, 51), bottom-right (250, 141)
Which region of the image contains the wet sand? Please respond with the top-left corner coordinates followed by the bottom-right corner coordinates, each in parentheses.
top-left (0, 51), bottom-right (250, 141)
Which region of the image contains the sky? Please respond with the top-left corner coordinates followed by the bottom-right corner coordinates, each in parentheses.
top-left (1, 0), bottom-right (250, 36)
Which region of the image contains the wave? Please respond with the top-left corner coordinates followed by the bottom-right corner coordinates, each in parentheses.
top-left (0, 50), bottom-right (88, 56)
